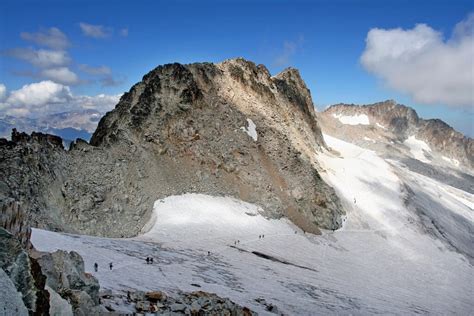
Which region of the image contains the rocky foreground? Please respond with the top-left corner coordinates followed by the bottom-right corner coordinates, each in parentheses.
top-left (1, 198), bottom-right (257, 315)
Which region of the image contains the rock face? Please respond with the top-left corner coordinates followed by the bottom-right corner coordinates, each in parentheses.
top-left (0, 199), bottom-right (49, 314)
top-left (321, 100), bottom-right (473, 169)
top-left (31, 250), bottom-right (101, 315)
top-left (0, 58), bottom-right (344, 237)
top-left (0, 199), bottom-right (101, 315)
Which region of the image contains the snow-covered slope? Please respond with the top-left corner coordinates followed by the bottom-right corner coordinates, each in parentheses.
top-left (332, 113), bottom-right (370, 125)
top-left (31, 135), bottom-right (474, 315)
top-left (403, 135), bottom-right (432, 163)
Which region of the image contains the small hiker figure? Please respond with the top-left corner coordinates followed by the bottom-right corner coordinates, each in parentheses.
top-left (354, 197), bottom-right (356, 204)
top-left (262, 235), bottom-right (264, 238)
top-left (146, 257), bottom-right (150, 264)
top-left (109, 262), bottom-right (113, 270)
top-left (237, 240), bottom-right (240, 244)
top-left (259, 235), bottom-right (261, 239)
top-left (207, 251), bottom-right (210, 256)
top-left (94, 262), bottom-right (98, 272)
top-left (150, 257), bottom-right (154, 264)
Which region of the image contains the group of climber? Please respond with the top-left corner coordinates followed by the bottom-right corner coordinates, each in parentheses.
top-left (94, 262), bottom-right (113, 272)
top-left (94, 256), bottom-right (155, 273)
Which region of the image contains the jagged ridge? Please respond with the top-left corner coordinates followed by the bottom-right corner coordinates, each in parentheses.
top-left (323, 100), bottom-right (473, 168)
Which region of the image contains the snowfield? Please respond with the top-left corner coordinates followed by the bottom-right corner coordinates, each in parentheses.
top-left (32, 135), bottom-right (474, 315)
top-left (403, 135), bottom-right (432, 163)
top-left (332, 113), bottom-right (370, 125)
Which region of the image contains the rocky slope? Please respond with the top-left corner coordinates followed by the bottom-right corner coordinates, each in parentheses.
top-left (320, 100), bottom-right (473, 170)
top-left (0, 58), bottom-right (343, 238)
top-left (0, 198), bottom-right (102, 315)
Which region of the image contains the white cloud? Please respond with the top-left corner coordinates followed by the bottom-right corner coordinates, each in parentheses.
top-left (20, 27), bottom-right (69, 50)
top-left (360, 13), bottom-right (474, 108)
top-left (40, 67), bottom-right (80, 85)
top-left (72, 93), bottom-right (121, 113)
top-left (1, 81), bottom-right (120, 117)
top-left (79, 22), bottom-right (112, 38)
top-left (6, 81), bottom-right (72, 109)
top-left (5, 48), bottom-right (70, 68)
top-left (79, 64), bottom-right (112, 75)
top-left (0, 84), bottom-right (6, 101)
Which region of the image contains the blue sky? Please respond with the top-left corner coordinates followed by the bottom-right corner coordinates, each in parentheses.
top-left (0, 0), bottom-right (473, 135)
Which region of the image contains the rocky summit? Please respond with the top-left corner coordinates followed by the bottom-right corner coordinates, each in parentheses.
top-left (0, 58), bottom-right (343, 238)
top-left (320, 100), bottom-right (473, 170)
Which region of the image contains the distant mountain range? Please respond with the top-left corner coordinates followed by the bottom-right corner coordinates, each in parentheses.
top-left (0, 109), bottom-right (102, 143)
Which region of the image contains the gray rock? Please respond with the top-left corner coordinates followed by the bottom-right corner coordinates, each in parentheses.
top-left (46, 285), bottom-right (74, 316)
top-left (31, 249), bottom-right (101, 315)
top-left (170, 303), bottom-right (186, 312)
top-left (0, 268), bottom-right (29, 315)
top-left (0, 58), bottom-right (345, 238)
top-left (135, 300), bottom-right (150, 312)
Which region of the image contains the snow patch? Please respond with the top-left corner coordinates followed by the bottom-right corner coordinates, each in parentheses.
top-left (442, 156), bottom-right (460, 167)
top-left (332, 113), bottom-right (370, 125)
top-left (375, 123), bottom-right (386, 129)
top-left (142, 194), bottom-right (283, 244)
top-left (240, 118), bottom-right (257, 141)
top-left (403, 136), bottom-right (431, 163)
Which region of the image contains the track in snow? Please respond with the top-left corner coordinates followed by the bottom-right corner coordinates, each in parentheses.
top-left (32, 135), bottom-right (474, 315)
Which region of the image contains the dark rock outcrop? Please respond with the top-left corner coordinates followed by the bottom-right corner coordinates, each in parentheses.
top-left (31, 250), bottom-right (101, 315)
top-left (0, 199), bottom-right (101, 315)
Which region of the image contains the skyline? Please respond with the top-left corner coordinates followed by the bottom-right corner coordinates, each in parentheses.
top-left (0, 0), bottom-right (473, 136)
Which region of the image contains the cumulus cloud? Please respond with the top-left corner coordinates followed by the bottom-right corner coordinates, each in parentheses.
top-left (40, 67), bottom-right (80, 85)
top-left (0, 81), bottom-right (120, 117)
top-left (20, 27), bottom-right (69, 49)
top-left (6, 81), bottom-right (72, 108)
top-left (72, 94), bottom-right (121, 113)
top-left (79, 22), bottom-right (112, 38)
top-left (360, 13), bottom-right (474, 108)
top-left (4, 48), bottom-right (70, 68)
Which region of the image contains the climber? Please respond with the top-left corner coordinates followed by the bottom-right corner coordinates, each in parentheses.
top-left (146, 257), bottom-right (150, 264)
top-left (94, 262), bottom-right (98, 272)
top-left (109, 262), bottom-right (113, 270)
